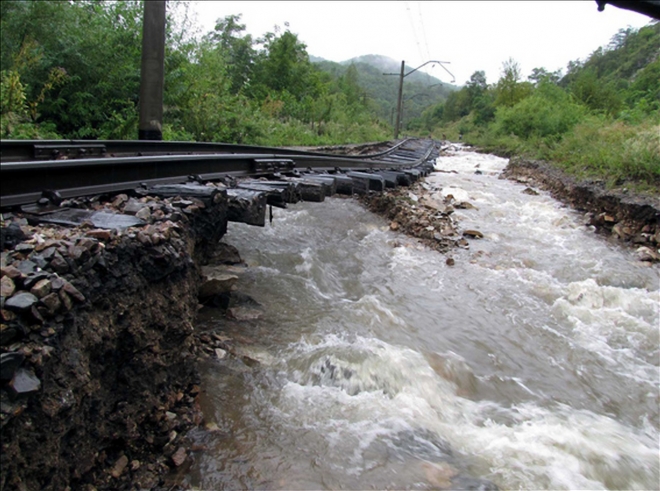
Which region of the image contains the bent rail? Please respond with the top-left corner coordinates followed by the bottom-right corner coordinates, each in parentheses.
top-left (0, 139), bottom-right (413, 163)
top-left (0, 138), bottom-right (440, 209)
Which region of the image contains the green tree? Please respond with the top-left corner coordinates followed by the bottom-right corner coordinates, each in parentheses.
top-left (0, 0), bottom-right (145, 138)
top-left (441, 88), bottom-right (471, 122)
top-left (570, 68), bottom-right (622, 116)
top-left (465, 70), bottom-right (495, 125)
top-left (494, 58), bottom-right (533, 107)
top-left (472, 90), bottom-right (496, 126)
top-left (624, 58), bottom-right (660, 115)
top-left (252, 30), bottom-right (316, 98)
top-left (208, 14), bottom-right (256, 94)
top-left (466, 70), bottom-right (487, 104)
top-left (495, 80), bottom-right (584, 140)
top-left (339, 64), bottom-right (365, 108)
top-left (528, 67), bottom-right (561, 86)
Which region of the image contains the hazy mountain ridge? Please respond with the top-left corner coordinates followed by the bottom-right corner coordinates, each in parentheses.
top-left (311, 53), bottom-right (459, 124)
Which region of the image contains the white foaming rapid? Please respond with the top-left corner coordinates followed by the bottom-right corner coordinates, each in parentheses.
top-left (190, 146), bottom-right (659, 491)
top-left (436, 145), bottom-right (509, 175)
top-left (552, 278), bottom-right (659, 382)
top-left (271, 333), bottom-right (659, 490)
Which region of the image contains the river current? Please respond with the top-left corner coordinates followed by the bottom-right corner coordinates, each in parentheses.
top-left (185, 147), bottom-right (659, 490)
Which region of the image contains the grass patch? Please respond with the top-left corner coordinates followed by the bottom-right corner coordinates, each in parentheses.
top-left (436, 114), bottom-right (659, 195)
top-left (548, 118), bottom-right (660, 190)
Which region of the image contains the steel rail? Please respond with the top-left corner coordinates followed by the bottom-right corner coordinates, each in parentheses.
top-left (1, 139), bottom-right (439, 209)
top-left (0, 138), bottom-right (412, 163)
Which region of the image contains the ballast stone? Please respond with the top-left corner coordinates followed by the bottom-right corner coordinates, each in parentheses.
top-left (5, 292), bottom-right (39, 312)
top-left (9, 368), bottom-right (41, 395)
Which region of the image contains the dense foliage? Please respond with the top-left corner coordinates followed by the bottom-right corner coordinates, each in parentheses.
top-left (0, 0), bottom-right (400, 145)
top-left (420, 22), bottom-right (659, 189)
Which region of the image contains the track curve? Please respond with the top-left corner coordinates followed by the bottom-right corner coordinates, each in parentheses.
top-left (1, 138), bottom-right (440, 209)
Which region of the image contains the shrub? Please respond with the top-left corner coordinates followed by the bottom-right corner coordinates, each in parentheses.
top-left (495, 83), bottom-right (585, 139)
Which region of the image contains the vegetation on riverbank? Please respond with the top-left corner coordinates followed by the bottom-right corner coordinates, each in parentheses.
top-left (414, 22), bottom-right (659, 192)
top-left (1, 1), bottom-right (657, 190)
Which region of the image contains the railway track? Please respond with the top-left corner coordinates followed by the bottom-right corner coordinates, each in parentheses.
top-left (0, 138), bottom-right (440, 211)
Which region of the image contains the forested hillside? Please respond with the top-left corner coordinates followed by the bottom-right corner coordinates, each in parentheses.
top-left (314, 55), bottom-right (458, 128)
top-left (420, 21), bottom-right (659, 189)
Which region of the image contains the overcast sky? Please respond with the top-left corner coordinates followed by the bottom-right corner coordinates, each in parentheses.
top-left (186, 1), bottom-right (654, 85)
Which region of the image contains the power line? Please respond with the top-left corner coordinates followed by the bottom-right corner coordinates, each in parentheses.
top-left (405, 2), bottom-right (425, 65)
top-left (416, 2), bottom-right (434, 85)
top-left (417, 2), bottom-right (431, 61)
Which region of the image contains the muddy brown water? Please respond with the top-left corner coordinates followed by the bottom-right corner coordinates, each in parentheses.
top-left (184, 147), bottom-right (659, 490)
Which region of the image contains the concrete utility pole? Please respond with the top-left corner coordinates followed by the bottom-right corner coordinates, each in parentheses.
top-left (394, 61), bottom-right (405, 140)
top-left (384, 60), bottom-right (455, 139)
top-left (400, 90), bottom-right (437, 130)
top-left (138, 0), bottom-right (166, 140)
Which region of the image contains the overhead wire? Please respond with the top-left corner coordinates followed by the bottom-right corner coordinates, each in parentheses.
top-left (405, 1), bottom-right (425, 66)
top-left (417, 2), bottom-right (431, 61)
top-left (416, 2), bottom-right (435, 86)
top-left (404, 1), bottom-right (438, 86)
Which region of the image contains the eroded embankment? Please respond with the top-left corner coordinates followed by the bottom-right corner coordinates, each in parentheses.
top-left (360, 151), bottom-right (659, 263)
top-left (1, 190), bottom-right (229, 490)
top-left (502, 156), bottom-right (660, 261)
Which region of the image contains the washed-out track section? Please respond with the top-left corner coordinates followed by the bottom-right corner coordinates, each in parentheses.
top-left (1, 138), bottom-right (439, 228)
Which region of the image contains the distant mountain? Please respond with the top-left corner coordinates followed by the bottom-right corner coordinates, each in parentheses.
top-left (342, 54), bottom-right (457, 87)
top-left (311, 53), bottom-right (459, 125)
top-left (343, 54), bottom-right (400, 73)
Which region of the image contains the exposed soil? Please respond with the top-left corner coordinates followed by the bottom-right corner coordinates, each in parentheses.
top-left (1, 189), bottom-right (229, 491)
top-left (1, 141), bottom-right (657, 491)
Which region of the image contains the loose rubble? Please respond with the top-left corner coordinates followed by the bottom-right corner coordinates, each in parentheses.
top-left (358, 180), bottom-right (482, 260)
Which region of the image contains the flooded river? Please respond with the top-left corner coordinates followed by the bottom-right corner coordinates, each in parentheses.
top-left (185, 147), bottom-right (659, 490)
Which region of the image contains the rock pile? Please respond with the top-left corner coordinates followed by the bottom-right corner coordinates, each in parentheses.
top-left (359, 180), bottom-right (483, 259)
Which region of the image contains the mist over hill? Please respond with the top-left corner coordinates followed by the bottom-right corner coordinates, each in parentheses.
top-left (311, 53), bottom-right (459, 126)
